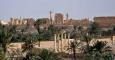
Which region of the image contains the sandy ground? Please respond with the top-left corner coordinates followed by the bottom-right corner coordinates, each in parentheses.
top-left (7, 37), bottom-right (115, 54)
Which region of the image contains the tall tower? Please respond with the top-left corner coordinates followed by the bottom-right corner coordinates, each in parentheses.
top-left (55, 13), bottom-right (63, 24)
top-left (50, 11), bottom-right (53, 25)
top-left (66, 13), bottom-right (69, 20)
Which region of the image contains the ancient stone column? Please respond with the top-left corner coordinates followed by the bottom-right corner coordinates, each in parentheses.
top-left (54, 34), bottom-right (57, 52)
top-left (64, 33), bottom-right (67, 46)
top-left (64, 33), bottom-right (66, 39)
top-left (67, 33), bottom-right (70, 54)
top-left (61, 33), bottom-right (63, 52)
top-left (113, 36), bottom-right (115, 44)
top-left (57, 34), bottom-right (60, 52)
top-left (63, 33), bottom-right (67, 51)
top-left (67, 33), bottom-right (70, 45)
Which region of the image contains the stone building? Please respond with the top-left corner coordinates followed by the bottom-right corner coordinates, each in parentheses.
top-left (10, 18), bottom-right (27, 25)
top-left (9, 17), bottom-right (35, 26)
top-left (55, 13), bottom-right (64, 24)
top-left (94, 16), bottom-right (115, 28)
top-left (63, 18), bottom-right (90, 28)
top-left (23, 18), bottom-right (35, 26)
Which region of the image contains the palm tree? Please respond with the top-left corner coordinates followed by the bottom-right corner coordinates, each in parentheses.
top-left (9, 25), bottom-right (17, 34)
top-left (70, 26), bottom-right (77, 39)
top-left (48, 25), bottom-right (60, 34)
top-left (68, 40), bottom-right (81, 60)
top-left (0, 25), bottom-right (12, 53)
top-left (0, 48), bottom-right (7, 60)
top-left (110, 30), bottom-right (113, 45)
top-left (22, 34), bottom-right (34, 52)
top-left (88, 22), bottom-right (99, 38)
top-left (89, 41), bottom-right (110, 53)
top-left (87, 41), bottom-right (113, 60)
top-left (39, 49), bottom-right (61, 60)
top-left (77, 25), bottom-right (83, 35)
top-left (112, 25), bottom-right (115, 35)
top-left (25, 49), bottom-right (61, 60)
top-left (34, 19), bottom-right (47, 34)
top-left (80, 33), bottom-right (92, 54)
top-left (111, 25), bottom-right (115, 44)
top-left (34, 19), bottom-right (47, 47)
top-left (10, 33), bottom-right (22, 42)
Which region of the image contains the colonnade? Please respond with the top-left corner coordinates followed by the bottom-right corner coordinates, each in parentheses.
top-left (54, 33), bottom-right (70, 52)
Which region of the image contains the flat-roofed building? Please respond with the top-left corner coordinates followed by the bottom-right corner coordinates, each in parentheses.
top-left (94, 16), bottom-right (115, 29)
top-left (23, 18), bottom-right (35, 26)
top-left (10, 18), bottom-right (23, 25)
top-left (63, 18), bottom-right (90, 27)
top-left (9, 17), bottom-right (35, 26)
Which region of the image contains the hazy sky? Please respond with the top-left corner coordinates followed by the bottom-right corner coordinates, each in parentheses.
top-left (0, 0), bottom-right (115, 20)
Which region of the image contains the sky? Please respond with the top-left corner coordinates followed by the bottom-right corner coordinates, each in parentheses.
top-left (0, 0), bottom-right (115, 20)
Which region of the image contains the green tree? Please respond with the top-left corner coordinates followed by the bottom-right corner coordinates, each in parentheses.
top-left (34, 18), bottom-right (47, 34)
top-left (77, 25), bottom-right (83, 34)
top-left (22, 34), bottom-right (35, 52)
top-left (38, 49), bottom-right (61, 60)
top-left (34, 19), bottom-right (47, 47)
top-left (85, 41), bottom-right (114, 60)
top-left (88, 22), bottom-right (99, 37)
top-left (25, 49), bottom-right (61, 60)
top-left (48, 25), bottom-right (61, 34)
top-left (11, 33), bottom-right (22, 42)
top-left (0, 48), bottom-right (7, 60)
top-left (68, 40), bottom-right (81, 60)
top-left (0, 25), bottom-right (12, 53)
top-left (111, 25), bottom-right (115, 44)
top-left (9, 25), bottom-right (17, 34)
top-left (80, 33), bottom-right (92, 54)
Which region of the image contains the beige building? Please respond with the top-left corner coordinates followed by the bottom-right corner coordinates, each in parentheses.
top-left (10, 18), bottom-right (26, 25)
top-left (9, 17), bottom-right (35, 26)
top-left (94, 16), bottom-right (115, 28)
top-left (23, 18), bottom-right (35, 26)
top-left (55, 13), bottom-right (64, 24)
top-left (63, 18), bottom-right (90, 27)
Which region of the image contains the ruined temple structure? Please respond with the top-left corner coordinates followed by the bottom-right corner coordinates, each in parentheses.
top-left (54, 33), bottom-right (73, 53)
